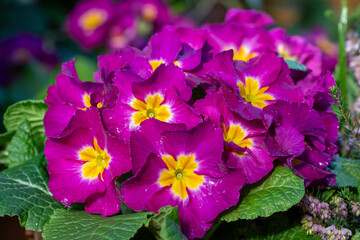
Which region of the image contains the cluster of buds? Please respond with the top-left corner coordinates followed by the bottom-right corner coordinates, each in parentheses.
top-left (301, 194), bottom-right (353, 240)
top-left (302, 215), bottom-right (326, 236)
top-left (346, 30), bottom-right (360, 85)
top-left (351, 203), bottom-right (360, 216)
top-left (324, 225), bottom-right (353, 240)
top-left (302, 215), bottom-right (353, 240)
top-left (303, 195), bottom-right (332, 222)
top-left (330, 196), bottom-right (348, 219)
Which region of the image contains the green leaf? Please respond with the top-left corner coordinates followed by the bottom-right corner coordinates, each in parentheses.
top-left (7, 121), bottom-right (39, 168)
top-left (160, 207), bottom-right (187, 240)
top-left (3, 100), bottom-right (48, 147)
top-left (42, 209), bottom-right (152, 240)
top-left (0, 162), bottom-right (63, 231)
top-left (222, 166), bottom-right (305, 222)
top-left (248, 225), bottom-right (320, 240)
top-left (329, 158), bottom-right (359, 188)
top-left (147, 206), bottom-right (187, 240)
top-left (0, 150), bottom-right (9, 165)
top-left (284, 60), bottom-right (307, 71)
top-left (333, 158), bottom-right (360, 192)
top-left (337, 1), bottom-right (348, 104)
top-left (353, 231), bottom-right (360, 240)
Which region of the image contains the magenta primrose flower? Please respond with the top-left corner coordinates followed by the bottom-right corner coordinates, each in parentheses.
top-left (194, 91), bottom-right (275, 183)
top-left (263, 100), bottom-right (337, 186)
top-left (66, 0), bottom-right (115, 49)
top-left (44, 60), bottom-right (104, 138)
top-left (101, 64), bottom-right (202, 143)
top-left (45, 108), bottom-right (131, 216)
top-left (142, 28), bottom-right (204, 72)
top-left (121, 121), bottom-right (246, 239)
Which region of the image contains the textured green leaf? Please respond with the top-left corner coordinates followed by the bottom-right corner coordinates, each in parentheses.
top-left (42, 210), bottom-right (152, 240)
top-left (160, 207), bottom-right (187, 240)
top-left (0, 162), bottom-right (63, 231)
top-left (329, 158), bottom-right (359, 188)
top-left (284, 59), bottom-right (307, 71)
top-left (7, 121), bottom-right (39, 168)
top-left (248, 225), bottom-right (320, 240)
top-left (3, 100), bottom-right (48, 147)
top-left (222, 166), bottom-right (305, 222)
top-left (147, 206), bottom-right (187, 240)
top-left (340, 160), bottom-right (360, 180)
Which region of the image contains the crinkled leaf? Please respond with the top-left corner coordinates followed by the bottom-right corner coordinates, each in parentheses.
top-left (0, 162), bottom-right (63, 231)
top-left (42, 209), bottom-right (152, 240)
top-left (248, 225), bottom-right (320, 240)
top-left (222, 166), bottom-right (305, 221)
top-left (285, 59), bottom-right (307, 71)
top-left (329, 158), bottom-right (359, 188)
top-left (147, 206), bottom-right (187, 240)
top-left (3, 100), bottom-right (48, 147)
top-left (7, 120), bottom-right (39, 168)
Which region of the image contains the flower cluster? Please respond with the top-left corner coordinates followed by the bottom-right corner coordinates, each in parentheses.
top-left (45, 9), bottom-right (339, 239)
top-left (301, 195), bottom-right (353, 240)
top-left (330, 195), bottom-right (348, 219)
top-left (346, 30), bottom-right (360, 84)
top-left (66, 0), bottom-right (191, 50)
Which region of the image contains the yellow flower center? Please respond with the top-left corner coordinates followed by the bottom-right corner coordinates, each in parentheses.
top-left (158, 154), bottom-right (204, 200)
top-left (142, 4), bottom-right (158, 21)
top-left (131, 94), bottom-right (171, 126)
top-left (79, 139), bottom-right (111, 181)
top-left (81, 93), bottom-right (102, 110)
top-left (149, 60), bottom-right (180, 72)
top-left (79, 9), bottom-right (108, 34)
top-left (238, 77), bottom-right (274, 109)
top-left (222, 123), bottom-right (252, 149)
top-left (227, 46), bottom-right (257, 61)
top-left (277, 44), bottom-right (298, 61)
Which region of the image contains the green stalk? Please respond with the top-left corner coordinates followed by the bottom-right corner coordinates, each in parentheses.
top-left (338, 0), bottom-right (348, 104)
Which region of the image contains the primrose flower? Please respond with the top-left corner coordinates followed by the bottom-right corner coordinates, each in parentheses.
top-left (304, 27), bottom-right (338, 72)
top-left (130, 0), bottom-right (177, 31)
top-left (121, 121), bottom-right (245, 239)
top-left (194, 91), bottom-right (274, 183)
top-left (66, 0), bottom-right (115, 49)
top-left (221, 53), bottom-right (303, 120)
top-left (106, 2), bottom-right (137, 51)
top-left (142, 28), bottom-right (205, 72)
top-left (95, 47), bottom-right (153, 81)
top-left (45, 108), bottom-right (131, 216)
top-left (206, 23), bottom-right (274, 62)
top-left (44, 59), bottom-right (104, 138)
top-left (169, 26), bottom-right (209, 51)
top-left (269, 28), bottom-right (332, 76)
top-left (263, 101), bottom-right (336, 186)
top-left (101, 64), bottom-right (202, 143)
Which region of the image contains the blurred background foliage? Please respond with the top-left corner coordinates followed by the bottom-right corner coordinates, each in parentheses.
top-left (0, 0), bottom-right (359, 134)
